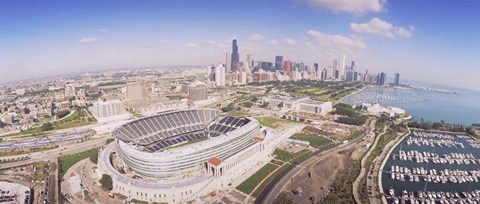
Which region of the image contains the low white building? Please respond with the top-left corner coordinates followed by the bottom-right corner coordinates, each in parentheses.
top-left (90, 100), bottom-right (127, 118)
top-left (265, 96), bottom-right (332, 115)
top-left (285, 138), bottom-right (310, 147)
top-left (363, 103), bottom-right (405, 117)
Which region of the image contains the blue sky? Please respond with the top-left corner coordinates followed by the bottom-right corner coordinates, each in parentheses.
top-left (1, 0), bottom-right (479, 90)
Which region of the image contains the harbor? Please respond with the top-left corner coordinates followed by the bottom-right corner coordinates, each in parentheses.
top-left (381, 130), bottom-right (480, 204)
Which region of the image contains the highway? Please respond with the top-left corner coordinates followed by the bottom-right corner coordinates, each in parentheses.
top-left (0, 135), bottom-right (110, 170)
top-left (256, 118), bottom-right (377, 204)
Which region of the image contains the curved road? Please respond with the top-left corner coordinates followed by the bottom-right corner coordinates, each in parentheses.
top-left (257, 118), bottom-right (377, 204)
top-left (352, 124), bottom-right (387, 204)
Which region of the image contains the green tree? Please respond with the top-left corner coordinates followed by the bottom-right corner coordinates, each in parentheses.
top-left (89, 152), bottom-right (98, 164)
top-left (100, 174), bottom-right (113, 191)
top-left (40, 122), bottom-right (53, 131)
top-left (55, 110), bottom-right (71, 119)
top-left (260, 102), bottom-right (269, 109)
top-left (243, 102), bottom-right (253, 108)
top-left (105, 138), bottom-right (115, 145)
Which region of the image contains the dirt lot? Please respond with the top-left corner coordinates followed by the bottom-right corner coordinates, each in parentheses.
top-left (284, 134), bottom-right (373, 203)
top-left (304, 122), bottom-right (363, 142)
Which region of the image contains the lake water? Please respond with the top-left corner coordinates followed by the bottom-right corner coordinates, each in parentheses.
top-left (342, 81), bottom-right (480, 126)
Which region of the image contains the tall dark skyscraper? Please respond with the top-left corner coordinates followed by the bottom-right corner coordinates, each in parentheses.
top-left (231, 38), bottom-right (240, 72)
top-left (275, 56), bottom-right (283, 70)
top-left (379, 72), bottom-right (387, 85)
top-left (350, 61), bottom-right (355, 71)
top-left (314, 63), bottom-right (319, 72)
top-left (394, 73), bottom-right (400, 85)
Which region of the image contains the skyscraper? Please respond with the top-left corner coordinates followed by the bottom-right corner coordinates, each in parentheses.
top-left (364, 69), bottom-right (369, 82)
top-left (314, 63), bottom-right (319, 72)
top-left (214, 64), bottom-right (225, 87)
top-left (246, 54), bottom-right (252, 71)
top-left (339, 54), bottom-right (346, 80)
top-left (283, 60), bottom-right (291, 74)
top-left (394, 73), bottom-right (400, 85)
top-left (275, 56), bottom-right (283, 70)
top-left (350, 61), bottom-right (355, 71)
top-left (332, 59), bottom-right (337, 70)
top-left (379, 72), bottom-right (387, 85)
top-left (225, 52), bottom-right (231, 73)
top-left (231, 38), bottom-right (239, 72)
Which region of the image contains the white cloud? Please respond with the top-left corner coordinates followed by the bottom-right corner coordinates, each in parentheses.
top-left (200, 40), bottom-right (227, 49)
top-left (306, 30), bottom-right (367, 48)
top-left (350, 17), bottom-right (414, 38)
top-left (78, 38), bottom-right (98, 43)
top-left (185, 43), bottom-right (198, 48)
top-left (306, 42), bottom-right (314, 50)
top-left (269, 39), bottom-right (279, 45)
top-left (248, 34), bottom-right (266, 41)
top-left (160, 39), bottom-right (170, 44)
top-left (299, 0), bottom-right (386, 15)
top-left (215, 43), bottom-right (227, 49)
top-left (99, 28), bottom-right (109, 32)
top-left (283, 38), bottom-right (296, 45)
top-left (200, 40), bottom-right (216, 44)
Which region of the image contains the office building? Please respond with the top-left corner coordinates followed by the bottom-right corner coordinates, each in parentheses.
top-left (65, 84), bottom-right (76, 97)
top-left (379, 72), bottom-right (387, 85)
top-left (245, 54), bottom-right (252, 71)
top-left (188, 81), bottom-right (208, 101)
top-left (225, 52), bottom-right (231, 73)
top-left (214, 64), bottom-right (225, 87)
top-left (283, 60), bottom-right (291, 74)
top-left (275, 56), bottom-right (283, 71)
top-left (339, 54), bottom-right (346, 79)
top-left (90, 100), bottom-right (126, 118)
top-left (126, 81), bottom-right (145, 101)
top-left (231, 38), bottom-right (239, 72)
top-left (394, 73), bottom-right (400, 85)
top-left (313, 63), bottom-right (319, 72)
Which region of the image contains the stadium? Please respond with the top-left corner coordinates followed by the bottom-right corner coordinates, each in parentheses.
top-left (98, 109), bottom-right (273, 203)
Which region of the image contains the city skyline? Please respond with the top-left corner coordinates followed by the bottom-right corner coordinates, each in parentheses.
top-left (1, 0), bottom-right (480, 90)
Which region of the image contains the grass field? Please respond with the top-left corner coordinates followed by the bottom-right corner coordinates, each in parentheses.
top-left (236, 163), bottom-right (278, 194)
top-left (227, 110), bottom-right (250, 117)
top-left (291, 133), bottom-right (334, 150)
top-left (255, 117), bottom-right (283, 128)
top-left (58, 148), bottom-right (99, 180)
top-left (347, 130), bottom-right (366, 141)
top-left (273, 148), bottom-right (312, 162)
top-left (252, 164), bottom-right (289, 197)
top-left (21, 109), bottom-right (96, 135)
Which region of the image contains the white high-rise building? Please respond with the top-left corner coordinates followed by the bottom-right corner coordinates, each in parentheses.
top-left (225, 52), bottom-right (232, 73)
top-left (246, 54), bottom-right (252, 71)
top-left (65, 84), bottom-right (76, 97)
top-left (214, 64), bottom-right (225, 87)
top-left (90, 100), bottom-right (126, 118)
top-left (339, 54), bottom-right (346, 80)
top-left (240, 71), bottom-right (247, 84)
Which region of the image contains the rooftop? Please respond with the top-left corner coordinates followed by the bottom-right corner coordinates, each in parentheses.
top-left (208, 157), bottom-right (222, 166)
